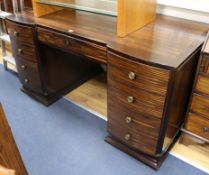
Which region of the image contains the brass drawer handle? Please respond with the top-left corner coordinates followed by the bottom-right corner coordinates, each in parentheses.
top-left (127, 96), bottom-right (134, 103)
top-left (24, 79), bottom-right (29, 83)
top-left (124, 133), bottom-right (131, 141)
top-left (18, 49), bottom-right (23, 54)
top-left (128, 72), bottom-right (136, 80)
top-left (21, 65), bottom-right (27, 70)
top-left (125, 116), bottom-right (132, 124)
top-left (203, 127), bottom-right (209, 133)
top-left (13, 31), bottom-right (19, 37)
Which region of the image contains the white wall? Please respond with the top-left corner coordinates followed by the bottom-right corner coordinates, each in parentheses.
top-left (65, 0), bottom-right (209, 24)
top-left (157, 0), bottom-right (209, 24)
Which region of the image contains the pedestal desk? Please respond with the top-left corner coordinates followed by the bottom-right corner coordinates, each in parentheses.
top-left (5, 10), bottom-right (209, 169)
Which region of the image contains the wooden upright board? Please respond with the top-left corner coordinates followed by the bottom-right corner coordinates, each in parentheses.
top-left (32, 0), bottom-right (62, 17)
top-left (0, 104), bottom-right (28, 175)
top-left (117, 0), bottom-right (156, 37)
top-left (32, 0), bottom-right (156, 37)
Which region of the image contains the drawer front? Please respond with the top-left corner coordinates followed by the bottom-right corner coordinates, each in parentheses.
top-left (108, 100), bottom-right (161, 138)
top-left (108, 83), bottom-right (165, 118)
top-left (37, 28), bottom-right (107, 63)
top-left (108, 52), bottom-right (170, 96)
top-left (185, 113), bottom-right (209, 140)
top-left (15, 57), bottom-right (43, 93)
top-left (6, 20), bottom-right (34, 45)
top-left (11, 42), bottom-right (37, 62)
top-left (199, 54), bottom-right (209, 74)
top-left (107, 123), bottom-right (157, 155)
top-left (190, 94), bottom-right (209, 119)
top-left (195, 75), bottom-right (209, 96)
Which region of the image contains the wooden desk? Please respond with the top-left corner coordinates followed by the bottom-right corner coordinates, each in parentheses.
top-left (5, 9), bottom-right (209, 169)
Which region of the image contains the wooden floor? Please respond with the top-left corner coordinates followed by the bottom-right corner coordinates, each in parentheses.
top-left (171, 133), bottom-right (209, 172)
top-left (66, 73), bottom-right (107, 117)
top-left (0, 51), bottom-right (208, 173)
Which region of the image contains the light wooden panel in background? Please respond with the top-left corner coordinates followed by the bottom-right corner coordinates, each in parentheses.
top-left (32, 0), bottom-right (62, 17)
top-left (117, 0), bottom-right (156, 37)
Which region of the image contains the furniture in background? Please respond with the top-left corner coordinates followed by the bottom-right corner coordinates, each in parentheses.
top-left (0, 103), bottom-right (28, 175)
top-left (0, 10), bottom-right (14, 71)
top-left (0, 0), bottom-right (32, 13)
top-left (183, 31), bottom-right (209, 143)
top-left (0, 0), bottom-right (32, 71)
top-left (5, 0), bottom-right (209, 170)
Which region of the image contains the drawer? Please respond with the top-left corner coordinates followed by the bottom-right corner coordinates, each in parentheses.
top-left (199, 54), bottom-right (209, 74)
top-left (6, 20), bottom-right (34, 45)
top-left (185, 113), bottom-right (209, 140)
top-left (195, 75), bottom-right (209, 96)
top-left (11, 42), bottom-right (37, 62)
top-left (107, 122), bottom-right (157, 155)
top-left (37, 27), bottom-right (107, 63)
top-left (108, 81), bottom-right (166, 118)
top-left (15, 57), bottom-right (43, 93)
top-left (108, 100), bottom-right (161, 138)
top-left (190, 93), bottom-right (209, 119)
top-left (108, 52), bottom-right (170, 96)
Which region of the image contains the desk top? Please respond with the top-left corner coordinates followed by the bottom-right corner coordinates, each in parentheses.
top-left (7, 9), bottom-right (209, 69)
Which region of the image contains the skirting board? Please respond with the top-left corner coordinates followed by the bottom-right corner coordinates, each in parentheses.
top-left (170, 151), bottom-right (209, 174)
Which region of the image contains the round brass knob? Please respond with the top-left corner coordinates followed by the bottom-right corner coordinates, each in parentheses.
top-left (125, 116), bottom-right (132, 123)
top-left (21, 65), bottom-right (27, 70)
top-left (127, 96), bottom-right (134, 103)
top-left (24, 79), bottom-right (29, 83)
top-left (13, 31), bottom-right (19, 37)
top-left (18, 49), bottom-right (23, 54)
top-left (124, 133), bottom-right (131, 141)
top-left (128, 72), bottom-right (136, 80)
top-left (203, 127), bottom-right (209, 133)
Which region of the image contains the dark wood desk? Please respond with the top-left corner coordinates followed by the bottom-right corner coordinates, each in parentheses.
top-left (5, 9), bottom-right (209, 169)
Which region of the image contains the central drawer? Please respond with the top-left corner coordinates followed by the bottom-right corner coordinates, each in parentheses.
top-left (37, 27), bottom-right (107, 63)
